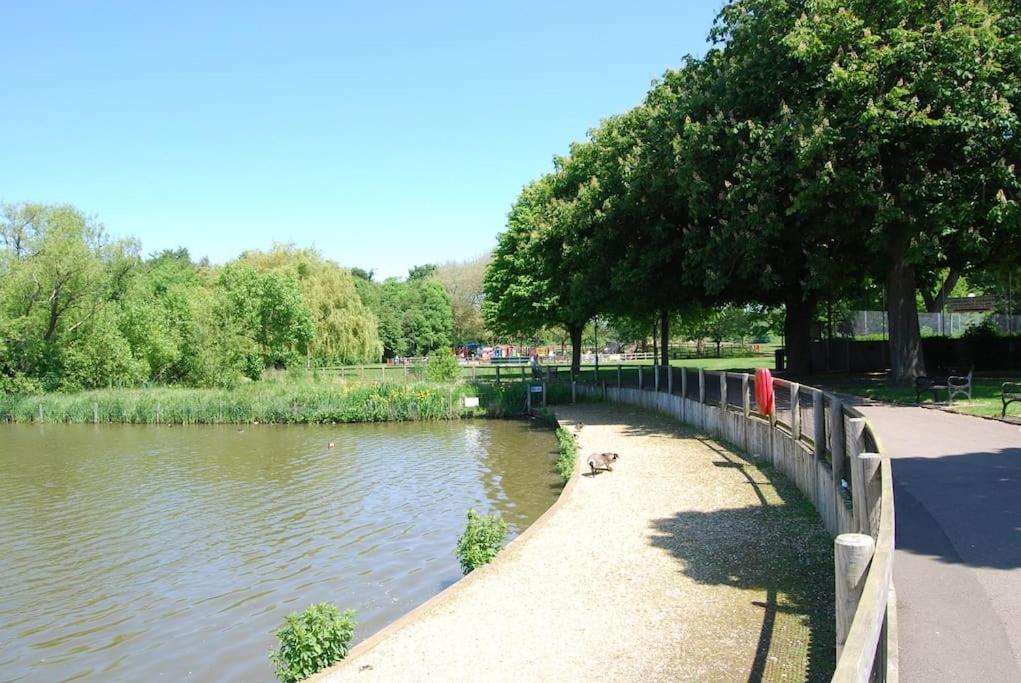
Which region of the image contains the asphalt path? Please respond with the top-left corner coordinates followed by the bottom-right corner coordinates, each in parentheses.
top-left (851, 403), bottom-right (1021, 682)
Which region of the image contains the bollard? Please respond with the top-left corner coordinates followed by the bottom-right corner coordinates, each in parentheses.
top-left (835, 533), bottom-right (876, 661)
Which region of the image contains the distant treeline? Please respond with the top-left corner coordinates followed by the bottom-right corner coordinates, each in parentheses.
top-left (0, 203), bottom-right (465, 393)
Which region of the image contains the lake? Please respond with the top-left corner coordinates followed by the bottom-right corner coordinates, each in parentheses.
top-left (0, 419), bottom-right (560, 681)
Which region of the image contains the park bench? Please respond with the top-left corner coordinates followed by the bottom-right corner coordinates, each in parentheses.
top-left (1003, 383), bottom-right (1021, 417)
top-left (916, 367), bottom-right (973, 404)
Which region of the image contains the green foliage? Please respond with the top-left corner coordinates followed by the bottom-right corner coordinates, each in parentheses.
top-left (962, 317), bottom-right (1000, 340)
top-left (554, 427), bottom-right (578, 482)
top-left (425, 350), bottom-right (461, 382)
top-left (455, 509), bottom-right (507, 574)
top-left (0, 379), bottom-right (477, 424)
top-left (270, 603), bottom-right (356, 683)
top-left (360, 276), bottom-right (455, 359)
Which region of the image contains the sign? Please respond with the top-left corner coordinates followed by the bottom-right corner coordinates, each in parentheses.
top-left (463, 397), bottom-right (480, 408)
top-left (529, 384), bottom-right (544, 393)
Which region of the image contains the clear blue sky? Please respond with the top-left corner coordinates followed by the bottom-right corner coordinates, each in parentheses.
top-left (2, 1), bottom-right (722, 278)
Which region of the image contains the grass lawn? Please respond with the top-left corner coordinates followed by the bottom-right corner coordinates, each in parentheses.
top-left (812, 372), bottom-right (1021, 420)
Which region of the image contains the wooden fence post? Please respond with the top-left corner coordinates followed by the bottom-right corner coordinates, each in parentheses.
top-left (830, 398), bottom-right (847, 493)
top-left (157, 401), bottom-right (161, 424)
top-left (571, 380), bottom-right (577, 404)
top-left (667, 365), bottom-right (673, 394)
top-left (720, 372), bottom-right (728, 410)
top-left (521, 366), bottom-right (526, 382)
top-left (93, 402), bottom-right (98, 424)
top-left (681, 366), bottom-right (688, 398)
top-left (638, 365), bottom-right (643, 391)
top-left (835, 533), bottom-right (876, 662)
top-left (602, 380), bottom-right (607, 400)
top-left (39, 404), bottom-right (43, 423)
top-left (381, 364), bottom-right (386, 382)
top-left (813, 389), bottom-right (826, 460)
top-left (496, 366), bottom-right (501, 383)
top-left (698, 369), bottom-right (705, 403)
top-left (742, 374), bottom-right (751, 417)
top-left (472, 365), bottom-right (477, 383)
top-left (790, 383), bottom-right (802, 440)
top-left (542, 382), bottom-right (547, 407)
top-left (655, 365), bottom-right (660, 392)
top-left (617, 364), bottom-right (622, 388)
top-left (847, 416), bottom-right (868, 532)
top-left (859, 452), bottom-right (883, 537)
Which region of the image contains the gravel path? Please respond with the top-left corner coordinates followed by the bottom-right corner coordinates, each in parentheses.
top-left (312, 404), bottom-right (834, 682)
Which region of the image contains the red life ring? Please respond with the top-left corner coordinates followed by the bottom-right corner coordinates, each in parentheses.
top-left (755, 367), bottom-right (774, 416)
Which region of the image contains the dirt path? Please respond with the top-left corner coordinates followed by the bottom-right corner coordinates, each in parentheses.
top-left (311, 404), bottom-right (834, 682)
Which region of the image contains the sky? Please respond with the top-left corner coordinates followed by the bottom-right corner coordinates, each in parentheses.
top-left (2, 1), bottom-right (723, 278)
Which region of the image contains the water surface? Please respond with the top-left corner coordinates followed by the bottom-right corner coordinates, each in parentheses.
top-left (0, 419), bottom-right (560, 681)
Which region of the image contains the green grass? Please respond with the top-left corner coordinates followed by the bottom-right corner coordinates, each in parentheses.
top-left (819, 374), bottom-right (1021, 419)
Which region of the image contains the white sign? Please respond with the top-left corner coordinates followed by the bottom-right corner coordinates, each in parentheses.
top-left (463, 396), bottom-right (480, 408)
top-left (529, 385), bottom-right (544, 393)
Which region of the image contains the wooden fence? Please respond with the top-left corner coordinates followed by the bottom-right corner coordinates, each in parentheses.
top-left (557, 366), bottom-right (897, 682)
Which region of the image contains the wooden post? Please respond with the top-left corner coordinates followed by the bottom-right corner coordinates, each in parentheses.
top-left (813, 389), bottom-right (826, 460)
top-left (496, 366), bottom-right (501, 383)
top-left (448, 389), bottom-right (453, 419)
top-left (830, 397), bottom-right (847, 491)
top-left (858, 453), bottom-right (883, 537)
top-left (381, 364), bottom-right (385, 382)
top-left (521, 366), bottom-right (526, 382)
top-left (847, 417), bottom-right (868, 531)
top-left (835, 533), bottom-right (876, 661)
top-left (698, 368), bottom-right (705, 404)
top-left (472, 365), bottom-right (477, 383)
top-left (720, 372), bottom-right (728, 409)
top-left (571, 380), bottom-right (577, 404)
top-left (93, 402), bottom-right (98, 424)
top-left (617, 364), bottom-right (622, 388)
top-left (526, 385), bottom-right (532, 412)
top-left (638, 365), bottom-right (643, 391)
top-left (602, 380), bottom-right (607, 400)
top-left (742, 374), bottom-right (751, 417)
top-left (681, 367), bottom-right (688, 398)
top-left (654, 364), bottom-right (660, 392)
top-left (542, 382), bottom-right (547, 407)
top-left (790, 383), bottom-right (802, 439)
top-left (667, 365), bottom-right (673, 394)
top-left (157, 401), bottom-right (161, 424)
top-left (39, 404), bottom-right (43, 423)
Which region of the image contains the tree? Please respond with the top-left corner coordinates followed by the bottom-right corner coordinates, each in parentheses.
top-left (432, 255), bottom-right (492, 345)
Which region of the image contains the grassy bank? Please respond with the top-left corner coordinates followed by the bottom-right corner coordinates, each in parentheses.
top-left (0, 377), bottom-right (592, 425)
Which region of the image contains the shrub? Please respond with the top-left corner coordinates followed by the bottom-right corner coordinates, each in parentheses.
top-left (455, 509), bottom-right (507, 574)
top-left (555, 427), bottom-right (578, 482)
top-left (962, 317), bottom-right (999, 339)
top-left (425, 351), bottom-right (461, 383)
top-left (270, 603), bottom-right (356, 683)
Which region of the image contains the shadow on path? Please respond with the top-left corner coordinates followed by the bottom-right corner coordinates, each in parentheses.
top-left (648, 440), bottom-right (836, 683)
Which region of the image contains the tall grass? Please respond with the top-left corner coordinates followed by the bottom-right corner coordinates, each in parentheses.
top-left (0, 379), bottom-right (479, 424)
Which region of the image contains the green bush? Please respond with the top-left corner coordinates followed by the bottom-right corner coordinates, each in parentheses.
top-left (270, 603), bottom-right (356, 683)
top-left (425, 351), bottom-right (461, 382)
top-left (555, 428), bottom-right (578, 482)
top-left (455, 509), bottom-right (507, 574)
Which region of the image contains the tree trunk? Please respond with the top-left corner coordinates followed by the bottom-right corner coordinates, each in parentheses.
top-left (921, 269), bottom-right (961, 313)
top-left (569, 323), bottom-right (583, 375)
top-left (784, 295), bottom-right (817, 376)
top-left (660, 309), bottom-right (670, 367)
top-left (886, 253), bottom-right (926, 384)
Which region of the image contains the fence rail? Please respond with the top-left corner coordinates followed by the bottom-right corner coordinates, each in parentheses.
top-left (547, 366), bottom-right (896, 682)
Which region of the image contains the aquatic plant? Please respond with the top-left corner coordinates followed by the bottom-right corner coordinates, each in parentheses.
top-left (554, 428), bottom-right (578, 482)
top-left (270, 602), bottom-right (356, 683)
top-left (455, 509), bottom-right (507, 574)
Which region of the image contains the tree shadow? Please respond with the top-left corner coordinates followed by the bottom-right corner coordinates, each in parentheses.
top-left (648, 443), bottom-right (836, 682)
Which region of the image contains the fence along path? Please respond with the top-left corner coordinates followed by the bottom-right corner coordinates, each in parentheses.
top-left (570, 365), bottom-right (897, 682)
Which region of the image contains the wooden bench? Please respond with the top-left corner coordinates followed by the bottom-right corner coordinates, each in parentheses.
top-left (1003, 383), bottom-right (1021, 417)
top-left (916, 368), bottom-right (973, 404)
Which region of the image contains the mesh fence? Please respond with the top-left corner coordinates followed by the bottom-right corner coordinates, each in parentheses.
top-left (847, 310), bottom-right (1021, 338)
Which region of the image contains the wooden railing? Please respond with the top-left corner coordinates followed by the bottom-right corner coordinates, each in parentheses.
top-left (559, 366), bottom-right (896, 682)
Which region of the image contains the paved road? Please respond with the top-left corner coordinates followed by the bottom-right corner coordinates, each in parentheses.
top-left (851, 403), bottom-right (1021, 682)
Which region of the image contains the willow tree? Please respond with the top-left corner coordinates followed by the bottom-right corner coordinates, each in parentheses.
top-left (241, 244), bottom-right (383, 364)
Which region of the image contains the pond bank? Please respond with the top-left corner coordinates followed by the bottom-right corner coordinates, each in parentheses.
top-left (311, 403), bottom-right (835, 682)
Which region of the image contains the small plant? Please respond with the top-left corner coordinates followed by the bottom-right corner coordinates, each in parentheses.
top-left (270, 603), bottom-right (356, 683)
top-left (425, 350), bottom-right (461, 382)
top-left (455, 509), bottom-right (507, 574)
top-left (555, 427), bottom-right (578, 482)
